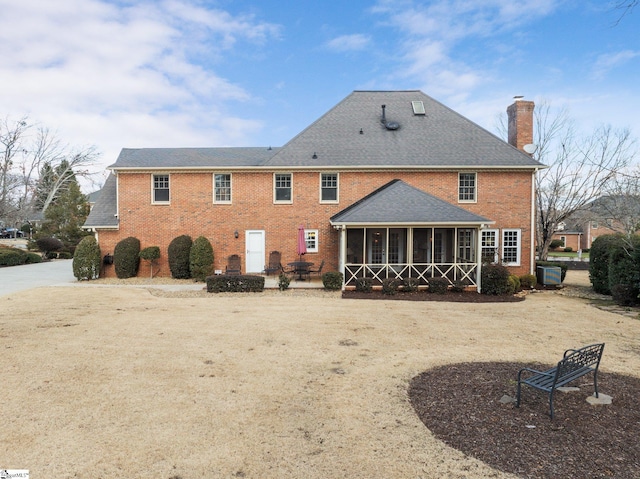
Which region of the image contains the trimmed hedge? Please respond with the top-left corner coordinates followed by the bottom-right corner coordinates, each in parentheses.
top-left (322, 271), bottom-right (343, 291)
top-left (355, 277), bottom-right (373, 292)
top-left (481, 263), bottom-right (511, 295)
top-left (36, 236), bottom-right (63, 256)
top-left (168, 235), bottom-right (192, 279)
top-left (113, 236), bottom-right (141, 279)
top-left (0, 248), bottom-right (26, 266)
top-left (72, 236), bottom-right (101, 280)
top-left (589, 235), bottom-right (622, 295)
top-left (206, 274), bottom-right (265, 293)
top-left (189, 236), bottom-right (214, 282)
top-left (381, 278), bottom-right (400, 295)
top-left (428, 277), bottom-right (449, 294)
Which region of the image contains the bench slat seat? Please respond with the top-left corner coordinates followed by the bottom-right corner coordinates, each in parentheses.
top-left (516, 343), bottom-right (605, 419)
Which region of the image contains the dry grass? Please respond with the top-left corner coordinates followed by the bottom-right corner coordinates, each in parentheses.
top-left (1, 271), bottom-right (638, 478)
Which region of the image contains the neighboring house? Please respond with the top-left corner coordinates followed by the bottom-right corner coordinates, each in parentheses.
top-left (84, 90), bottom-right (544, 290)
top-left (551, 195), bottom-right (640, 251)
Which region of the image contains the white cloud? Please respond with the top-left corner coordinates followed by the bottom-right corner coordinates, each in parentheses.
top-left (591, 50), bottom-right (640, 80)
top-left (325, 34), bottom-right (372, 52)
top-left (0, 0), bottom-right (281, 172)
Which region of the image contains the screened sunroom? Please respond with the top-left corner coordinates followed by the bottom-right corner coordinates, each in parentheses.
top-left (330, 180), bottom-right (493, 291)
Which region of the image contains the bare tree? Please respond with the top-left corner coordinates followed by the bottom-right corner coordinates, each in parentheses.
top-left (613, 0), bottom-right (638, 24)
top-left (595, 167), bottom-right (640, 236)
top-left (0, 116), bottom-right (100, 227)
top-left (531, 101), bottom-right (636, 260)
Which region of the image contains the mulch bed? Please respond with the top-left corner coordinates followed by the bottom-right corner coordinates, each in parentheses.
top-left (409, 362), bottom-right (640, 478)
top-left (342, 290), bottom-right (525, 302)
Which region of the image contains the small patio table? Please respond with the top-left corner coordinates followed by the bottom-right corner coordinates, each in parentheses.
top-left (287, 261), bottom-right (314, 281)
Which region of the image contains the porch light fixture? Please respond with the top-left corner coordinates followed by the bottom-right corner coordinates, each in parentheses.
top-left (234, 230), bottom-right (239, 239)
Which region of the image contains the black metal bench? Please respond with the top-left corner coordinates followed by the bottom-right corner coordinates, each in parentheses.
top-left (516, 343), bottom-right (605, 419)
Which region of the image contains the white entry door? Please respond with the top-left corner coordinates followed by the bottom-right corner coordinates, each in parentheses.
top-left (245, 230), bottom-right (265, 273)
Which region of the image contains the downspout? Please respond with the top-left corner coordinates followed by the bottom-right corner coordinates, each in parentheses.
top-left (531, 169), bottom-right (537, 274)
top-left (338, 225), bottom-right (347, 291)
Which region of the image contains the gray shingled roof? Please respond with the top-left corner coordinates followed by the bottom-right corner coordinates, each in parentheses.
top-left (109, 147), bottom-right (280, 169)
top-left (265, 90), bottom-right (543, 168)
top-left (107, 91), bottom-right (543, 171)
top-left (330, 180), bottom-right (492, 225)
top-left (83, 174), bottom-right (119, 228)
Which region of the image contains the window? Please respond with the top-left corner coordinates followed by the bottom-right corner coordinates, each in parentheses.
top-left (153, 174), bottom-right (170, 203)
top-left (560, 236), bottom-right (566, 247)
top-left (305, 229), bottom-right (318, 253)
top-left (274, 173), bottom-right (292, 203)
top-left (320, 173), bottom-right (338, 202)
top-left (502, 229), bottom-right (521, 266)
top-left (458, 172), bottom-right (476, 202)
top-left (481, 230), bottom-right (499, 263)
top-left (214, 173), bottom-right (231, 203)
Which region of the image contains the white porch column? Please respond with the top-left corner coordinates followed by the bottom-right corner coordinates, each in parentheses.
top-left (476, 226), bottom-right (483, 293)
top-left (338, 225), bottom-right (347, 289)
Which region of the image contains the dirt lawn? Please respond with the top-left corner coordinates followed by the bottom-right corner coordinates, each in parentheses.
top-left (1, 271), bottom-right (639, 478)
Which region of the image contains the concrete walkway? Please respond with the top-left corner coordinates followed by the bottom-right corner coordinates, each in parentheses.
top-left (0, 259), bottom-right (76, 297)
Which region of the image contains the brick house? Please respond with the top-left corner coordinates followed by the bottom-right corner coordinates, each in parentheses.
top-left (84, 90), bottom-right (543, 290)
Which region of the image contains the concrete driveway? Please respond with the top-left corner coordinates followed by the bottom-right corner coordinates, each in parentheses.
top-left (0, 259), bottom-right (76, 297)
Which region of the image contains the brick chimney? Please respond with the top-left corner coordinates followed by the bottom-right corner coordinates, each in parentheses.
top-left (507, 96), bottom-right (534, 151)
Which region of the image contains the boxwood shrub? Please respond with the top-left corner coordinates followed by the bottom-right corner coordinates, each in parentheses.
top-left (481, 263), bottom-right (511, 295)
top-left (0, 248), bottom-right (26, 266)
top-left (381, 278), bottom-right (400, 295)
top-left (322, 271), bottom-right (343, 291)
top-left (355, 277), bottom-right (373, 292)
top-left (589, 235), bottom-right (622, 294)
top-left (168, 235), bottom-right (192, 279)
top-left (189, 236), bottom-right (214, 282)
top-left (206, 274), bottom-right (265, 293)
top-left (114, 236), bottom-right (141, 279)
top-left (72, 235), bottom-right (101, 280)
top-left (427, 277), bottom-right (449, 294)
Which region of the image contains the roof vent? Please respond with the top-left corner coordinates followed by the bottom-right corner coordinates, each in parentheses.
top-left (381, 104), bottom-right (400, 130)
top-left (412, 101), bottom-right (425, 115)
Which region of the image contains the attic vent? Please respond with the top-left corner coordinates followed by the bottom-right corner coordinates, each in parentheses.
top-left (412, 101), bottom-right (425, 115)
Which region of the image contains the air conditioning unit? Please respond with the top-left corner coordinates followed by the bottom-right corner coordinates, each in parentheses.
top-left (537, 266), bottom-right (562, 285)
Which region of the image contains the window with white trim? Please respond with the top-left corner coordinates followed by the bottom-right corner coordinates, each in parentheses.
top-left (502, 229), bottom-right (521, 265)
top-left (274, 173), bottom-right (292, 203)
top-left (481, 229), bottom-right (499, 263)
top-left (458, 172), bottom-right (476, 202)
top-left (153, 174), bottom-right (170, 203)
top-left (214, 173), bottom-right (231, 203)
top-left (457, 229), bottom-right (475, 262)
top-left (320, 173), bottom-right (338, 202)
top-left (305, 229), bottom-right (318, 253)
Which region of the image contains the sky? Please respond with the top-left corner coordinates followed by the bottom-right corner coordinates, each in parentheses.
top-left (1, 0), bottom-right (639, 191)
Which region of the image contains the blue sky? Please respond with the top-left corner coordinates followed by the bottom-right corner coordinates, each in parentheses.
top-left (1, 0), bottom-right (638, 188)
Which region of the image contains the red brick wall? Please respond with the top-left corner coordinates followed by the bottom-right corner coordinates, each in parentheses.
top-left (97, 169), bottom-right (534, 278)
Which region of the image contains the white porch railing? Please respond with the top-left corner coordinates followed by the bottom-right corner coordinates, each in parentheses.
top-left (344, 262), bottom-right (478, 287)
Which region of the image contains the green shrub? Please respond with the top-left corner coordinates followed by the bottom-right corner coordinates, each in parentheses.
top-left (481, 264), bottom-right (511, 295)
top-left (428, 277), bottom-right (449, 294)
top-left (46, 252), bottom-right (58, 260)
top-left (189, 236), bottom-right (214, 282)
top-left (549, 239), bottom-right (564, 249)
top-left (507, 274), bottom-right (521, 294)
top-left (36, 237), bottom-right (63, 257)
top-left (58, 251), bottom-right (73, 259)
top-left (139, 246), bottom-right (161, 278)
top-left (451, 279), bottom-right (468, 293)
top-left (519, 274), bottom-right (537, 289)
top-left (322, 271), bottom-right (343, 291)
top-left (381, 278), bottom-right (399, 295)
top-left (582, 248), bottom-right (590, 253)
top-left (563, 247), bottom-right (573, 252)
top-left (355, 277), bottom-right (373, 292)
top-left (278, 272), bottom-right (291, 291)
top-left (168, 235), bottom-right (193, 279)
top-left (536, 261), bottom-right (567, 282)
top-left (113, 236), bottom-right (141, 279)
top-left (206, 274), bottom-right (264, 293)
top-left (403, 277), bottom-right (420, 292)
top-left (72, 236), bottom-right (101, 280)
top-left (589, 235), bottom-right (623, 294)
top-left (611, 284), bottom-right (638, 306)
top-left (24, 252), bottom-right (43, 264)
top-left (0, 248), bottom-right (26, 266)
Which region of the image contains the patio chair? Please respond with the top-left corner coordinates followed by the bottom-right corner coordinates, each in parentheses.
top-left (263, 251), bottom-right (283, 276)
top-left (225, 254), bottom-right (241, 275)
top-left (308, 259), bottom-right (325, 277)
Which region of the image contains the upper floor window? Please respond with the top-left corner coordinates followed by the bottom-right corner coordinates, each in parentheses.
top-left (274, 173), bottom-right (292, 203)
top-left (502, 229), bottom-right (521, 266)
top-left (153, 174), bottom-right (170, 203)
top-left (214, 173), bottom-right (231, 203)
top-left (458, 172), bottom-right (476, 202)
top-left (320, 173), bottom-right (338, 202)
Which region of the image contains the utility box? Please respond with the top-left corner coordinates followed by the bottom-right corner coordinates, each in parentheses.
top-left (537, 266), bottom-right (562, 285)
